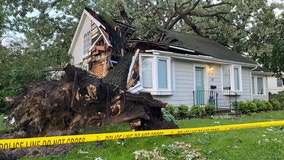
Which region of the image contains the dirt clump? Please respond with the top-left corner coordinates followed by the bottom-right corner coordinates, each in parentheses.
top-left (1, 64), bottom-right (178, 158)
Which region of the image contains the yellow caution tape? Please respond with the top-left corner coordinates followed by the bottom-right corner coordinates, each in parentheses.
top-left (0, 120), bottom-right (283, 149)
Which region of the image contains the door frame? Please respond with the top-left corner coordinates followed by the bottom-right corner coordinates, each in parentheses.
top-left (194, 64), bottom-right (208, 105)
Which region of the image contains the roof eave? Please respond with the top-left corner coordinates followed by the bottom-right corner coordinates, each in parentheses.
top-left (145, 49), bottom-right (257, 67)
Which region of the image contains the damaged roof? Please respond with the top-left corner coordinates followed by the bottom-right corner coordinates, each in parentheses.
top-left (159, 30), bottom-right (257, 65)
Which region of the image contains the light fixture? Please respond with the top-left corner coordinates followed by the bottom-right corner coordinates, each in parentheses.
top-left (208, 65), bottom-right (214, 71)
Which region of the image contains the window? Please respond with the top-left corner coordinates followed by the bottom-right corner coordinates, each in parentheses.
top-left (277, 78), bottom-right (284, 87)
top-left (140, 54), bottom-right (172, 95)
top-left (252, 76), bottom-right (265, 95)
top-left (222, 66), bottom-right (231, 90)
top-left (222, 65), bottom-right (242, 91)
top-left (234, 67), bottom-right (240, 90)
top-left (83, 31), bottom-right (91, 55)
top-left (158, 59), bottom-right (168, 89)
top-left (141, 57), bottom-right (153, 88)
top-left (257, 77), bottom-right (263, 94)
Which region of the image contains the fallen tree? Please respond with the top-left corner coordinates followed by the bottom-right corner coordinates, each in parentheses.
top-left (6, 63), bottom-right (178, 137)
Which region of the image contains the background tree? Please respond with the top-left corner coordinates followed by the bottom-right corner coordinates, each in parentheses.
top-left (0, 0), bottom-right (283, 101)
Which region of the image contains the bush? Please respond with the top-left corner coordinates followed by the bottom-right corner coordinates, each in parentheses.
top-left (271, 101), bottom-right (281, 110)
top-left (247, 101), bottom-right (257, 113)
top-left (204, 105), bottom-right (216, 115)
top-left (281, 103), bottom-right (284, 110)
top-left (269, 91), bottom-right (284, 103)
top-left (162, 109), bottom-right (176, 123)
top-left (165, 104), bottom-right (176, 115)
top-left (265, 101), bottom-right (273, 111)
top-left (254, 100), bottom-right (266, 112)
top-left (236, 101), bottom-right (249, 114)
top-left (176, 104), bottom-right (189, 119)
top-left (189, 105), bottom-right (205, 117)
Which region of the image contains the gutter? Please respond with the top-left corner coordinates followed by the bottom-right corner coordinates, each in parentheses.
top-left (249, 65), bottom-right (258, 100)
top-left (145, 49), bottom-right (257, 68)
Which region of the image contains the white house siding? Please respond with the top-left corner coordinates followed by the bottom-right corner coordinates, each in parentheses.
top-left (153, 59), bottom-right (194, 107)
top-left (267, 76), bottom-right (284, 94)
top-left (239, 67), bottom-right (252, 101)
top-left (70, 16), bottom-right (92, 66)
top-left (207, 64), bottom-right (222, 90)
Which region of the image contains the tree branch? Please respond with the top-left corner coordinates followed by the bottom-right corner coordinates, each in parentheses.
top-left (202, 2), bottom-right (231, 9)
top-left (146, 0), bottom-right (165, 25)
top-left (190, 11), bottom-right (227, 17)
top-left (165, 0), bottom-right (201, 30)
top-left (182, 15), bottom-right (204, 36)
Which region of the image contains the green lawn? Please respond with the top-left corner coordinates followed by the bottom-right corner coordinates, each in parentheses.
top-left (17, 110), bottom-right (284, 160)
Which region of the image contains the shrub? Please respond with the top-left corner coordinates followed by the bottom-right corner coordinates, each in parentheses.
top-left (254, 100), bottom-right (266, 112)
top-left (162, 109), bottom-right (176, 123)
top-left (189, 105), bottom-right (205, 117)
top-left (236, 101), bottom-right (249, 114)
top-left (271, 101), bottom-right (281, 110)
top-left (176, 104), bottom-right (189, 119)
top-left (265, 101), bottom-right (273, 111)
top-left (204, 105), bottom-right (216, 116)
top-left (269, 91), bottom-right (284, 103)
top-left (281, 102), bottom-right (284, 110)
top-left (165, 104), bottom-right (176, 115)
top-left (247, 101), bottom-right (257, 113)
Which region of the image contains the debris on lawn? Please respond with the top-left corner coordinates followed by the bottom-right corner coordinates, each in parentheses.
top-left (133, 142), bottom-right (204, 160)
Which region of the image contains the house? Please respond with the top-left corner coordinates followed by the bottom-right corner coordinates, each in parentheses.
top-left (267, 73), bottom-right (284, 94)
top-left (68, 7), bottom-right (135, 78)
top-left (68, 8), bottom-right (270, 109)
top-left (250, 67), bottom-right (272, 99)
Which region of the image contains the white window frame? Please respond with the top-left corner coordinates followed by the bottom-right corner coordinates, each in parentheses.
top-left (221, 65), bottom-right (242, 92)
top-left (252, 76), bottom-right (265, 95)
top-left (139, 53), bottom-right (172, 95)
top-left (83, 30), bottom-right (91, 55)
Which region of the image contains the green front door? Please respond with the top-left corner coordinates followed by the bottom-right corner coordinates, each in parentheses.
top-left (195, 67), bottom-right (204, 105)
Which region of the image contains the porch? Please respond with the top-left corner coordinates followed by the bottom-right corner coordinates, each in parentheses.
top-left (193, 90), bottom-right (239, 111)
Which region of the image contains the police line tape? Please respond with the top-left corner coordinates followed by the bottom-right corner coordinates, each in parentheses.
top-left (0, 120), bottom-right (283, 149)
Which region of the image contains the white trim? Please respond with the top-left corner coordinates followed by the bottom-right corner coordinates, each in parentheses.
top-left (252, 76), bottom-right (266, 95)
top-left (145, 49), bottom-right (257, 68)
top-left (193, 64), bottom-right (208, 91)
top-left (139, 53), bottom-right (173, 95)
top-left (127, 49), bottom-right (140, 83)
top-left (68, 9), bottom-right (108, 55)
top-left (232, 65), bottom-right (242, 92)
top-left (221, 65), bottom-right (243, 92)
top-left (169, 45), bottom-right (195, 53)
top-left (171, 59), bottom-right (176, 92)
top-left (249, 65), bottom-right (258, 99)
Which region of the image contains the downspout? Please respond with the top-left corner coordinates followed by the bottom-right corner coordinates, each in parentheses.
top-left (250, 65), bottom-right (258, 100)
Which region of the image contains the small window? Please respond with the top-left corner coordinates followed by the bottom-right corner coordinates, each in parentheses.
top-left (158, 59), bottom-right (168, 89)
top-left (222, 66), bottom-right (231, 90)
top-left (276, 78), bottom-right (283, 87)
top-left (234, 67), bottom-right (240, 91)
top-left (222, 65), bottom-right (242, 91)
top-left (83, 31), bottom-right (91, 55)
top-left (141, 57), bottom-right (153, 88)
top-left (257, 77), bottom-right (264, 94)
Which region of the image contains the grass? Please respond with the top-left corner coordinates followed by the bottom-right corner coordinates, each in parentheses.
top-left (0, 114), bottom-right (13, 132)
top-left (16, 110), bottom-right (284, 159)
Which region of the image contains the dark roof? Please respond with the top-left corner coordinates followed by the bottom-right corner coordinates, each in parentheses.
top-left (159, 30), bottom-right (257, 65)
top-left (253, 66), bottom-right (270, 72)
